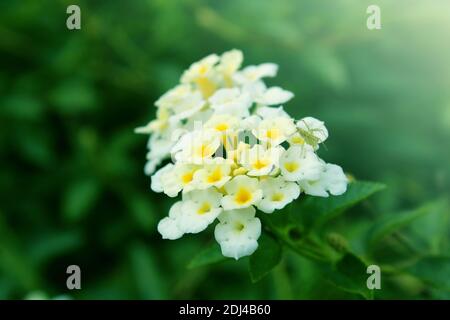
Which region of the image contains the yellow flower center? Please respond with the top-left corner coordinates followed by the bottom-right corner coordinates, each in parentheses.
top-left (181, 172), bottom-right (194, 184)
top-left (215, 123), bottom-right (229, 131)
top-left (198, 65), bottom-right (208, 75)
top-left (196, 77), bottom-right (217, 98)
top-left (235, 188), bottom-right (252, 205)
top-left (207, 167), bottom-right (223, 183)
top-left (266, 128), bottom-right (280, 140)
top-left (290, 135), bottom-right (305, 145)
top-left (197, 202), bottom-right (211, 215)
top-left (271, 193), bottom-right (284, 202)
top-left (196, 144), bottom-right (213, 158)
top-left (252, 159), bottom-right (269, 170)
top-left (284, 162), bottom-right (299, 173)
top-left (232, 167), bottom-right (248, 176)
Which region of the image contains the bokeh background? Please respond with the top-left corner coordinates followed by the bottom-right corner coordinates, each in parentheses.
top-left (0, 0), bottom-right (449, 299)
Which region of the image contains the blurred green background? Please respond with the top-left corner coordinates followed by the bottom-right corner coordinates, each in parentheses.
top-left (0, 0), bottom-right (449, 299)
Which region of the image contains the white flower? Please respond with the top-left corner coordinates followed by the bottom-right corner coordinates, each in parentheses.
top-left (157, 201), bottom-right (184, 240)
top-left (135, 122), bottom-right (155, 135)
top-left (257, 177), bottom-right (300, 213)
top-left (209, 88), bottom-right (252, 118)
top-left (143, 85), bottom-right (206, 126)
top-left (253, 116), bottom-right (297, 146)
top-left (287, 132), bottom-right (306, 147)
top-left (178, 188), bottom-right (223, 234)
top-left (144, 134), bottom-right (176, 175)
top-left (240, 115), bottom-right (261, 131)
top-left (160, 163), bottom-right (200, 197)
top-left (183, 109), bottom-right (214, 132)
top-left (255, 86), bottom-right (294, 105)
top-left (136, 108), bottom-right (172, 135)
top-left (181, 54), bottom-right (219, 84)
top-left (155, 84), bottom-right (192, 109)
top-left (218, 49), bottom-right (243, 80)
top-left (181, 54), bottom-right (220, 98)
top-left (214, 207), bottom-right (261, 260)
top-left (144, 158), bottom-right (160, 176)
top-left (241, 81), bottom-right (267, 101)
top-left (172, 129), bottom-right (222, 164)
top-left (139, 108), bottom-right (185, 175)
top-left (205, 114), bottom-right (240, 133)
top-left (226, 142), bottom-right (251, 164)
top-left (240, 145), bottom-right (283, 176)
top-left (168, 91), bottom-right (205, 124)
top-left (221, 175), bottom-right (263, 210)
top-left (299, 163), bottom-right (348, 197)
top-left (193, 158), bottom-right (232, 189)
top-left (279, 146), bottom-right (323, 182)
top-left (256, 106), bottom-right (290, 120)
top-left (150, 163), bottom-right (174, 193)
top-left (138, 50), bottom-right (349, 260)
top-left (297, 117), bottom-right (329, 144)
top-left (234, 63), bottom-right (278, 84)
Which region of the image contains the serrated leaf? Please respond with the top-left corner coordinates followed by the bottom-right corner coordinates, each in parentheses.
top-left (188, 242), bottom-right (227, 269)
top-left (292, 181), bottom-right (385, 229)
top-left (249, 232), bottom-right (282, 282)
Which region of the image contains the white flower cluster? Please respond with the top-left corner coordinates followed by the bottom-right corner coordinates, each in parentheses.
top-left (136, 50), bottom-right (348, 260)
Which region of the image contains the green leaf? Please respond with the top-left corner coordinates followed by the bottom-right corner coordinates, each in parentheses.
top-left (406, 200), bottom-right (450, 255)
top-left (188, 242), bottom-right (228, 269)
top-left (292, 181), bottom-right (385, 229)
top-left (29, 231), bottom-right (83, 265)
top-left (262, 210), bottom-right (337, 263)
top-left (2, 93), bottom-right (44, 120)
top-left (405, 256), bottom-right (450, 290)
top-left (50, 79), bottom-right (98, 114)
top-left (129, 242), bottom-right (167, 299)
top-left (249, 232), bottom-right (282, 282)
top-left (63, 179), bottom-right (101, 222)
top-left (16, 128), bottom-right (55, 167)
top-left (125, 193), bottom-right (157, 231)
top-left (0, 213), bottom-right (41, 291)
top-left (323, 253), bottom-right (374, 300)
top-left (368, 200), bottom-right (446, 248)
